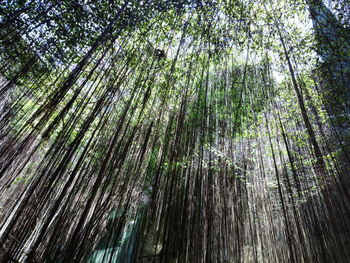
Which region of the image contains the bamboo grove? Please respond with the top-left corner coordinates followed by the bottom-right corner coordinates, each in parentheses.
top-left (0, 0), bottom-right (349, 262)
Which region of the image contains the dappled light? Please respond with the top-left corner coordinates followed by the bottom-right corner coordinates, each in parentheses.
top-left (0, 0), bottom-right (349, 262)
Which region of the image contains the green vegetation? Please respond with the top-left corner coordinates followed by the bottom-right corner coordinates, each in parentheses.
top-left (0, 0), bottom-right (349, 262)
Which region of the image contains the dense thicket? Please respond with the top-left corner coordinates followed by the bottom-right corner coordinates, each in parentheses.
top-left (0, 0), bottom-right (349, 262)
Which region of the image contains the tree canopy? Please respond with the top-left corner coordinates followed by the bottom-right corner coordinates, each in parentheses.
top-left (0, 0), bottom-right (349, 262)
